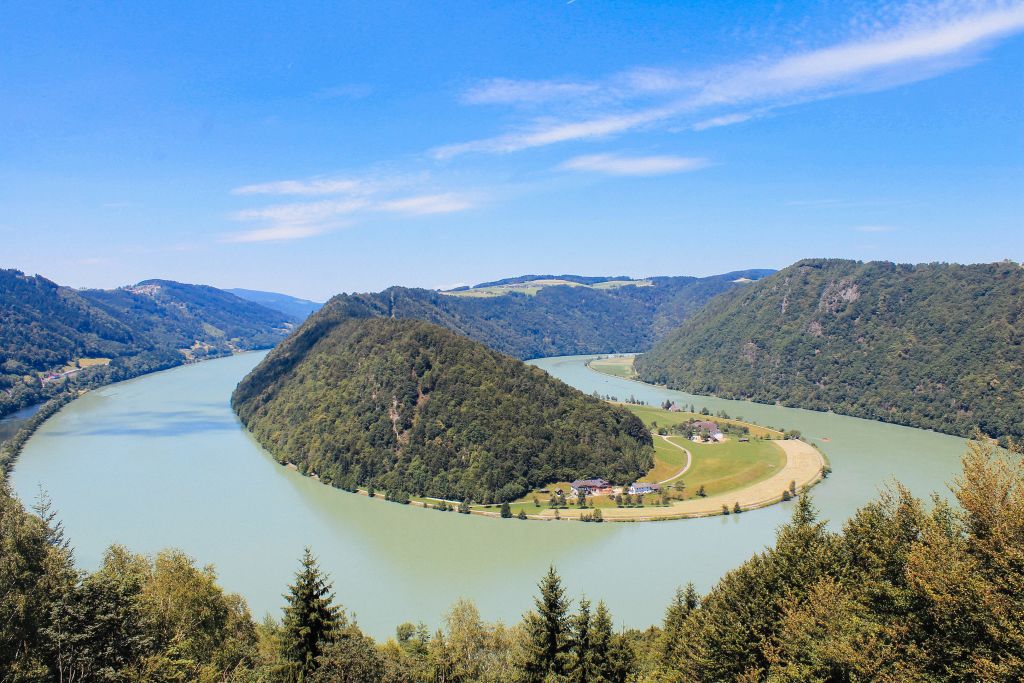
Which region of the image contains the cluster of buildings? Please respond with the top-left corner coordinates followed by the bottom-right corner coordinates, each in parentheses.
top-left (690, 420), bottom-right (725, 442)
top-left (569, 478), bottom-right (661, 497)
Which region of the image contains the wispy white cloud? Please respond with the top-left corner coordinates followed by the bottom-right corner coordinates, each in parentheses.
top-left (232, 199), bottom-right (367, 224)
top-left (433, 106), bottom-right (677, 158)
top-left (377, 193), bottom-right (475, 215)
top-left (691, 110), bottom-right (762, 131)
top-left (559, 153), bottom-right (709, 176)
top-left (436, 3), bottom-right (1024, 156)
top-left (223, 225), bottom-right (339, 243)
top-left (232, 178), bottom-right (368, 196)
top-left (226, 178), bottom-right (477, 244)
top-left (462, 78), bottom-right (600, 105)
top-left (224, 199), bottom-right (366, 243)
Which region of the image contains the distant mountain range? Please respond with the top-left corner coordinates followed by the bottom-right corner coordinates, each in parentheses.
top-left (0, 270), bottom-right (296, 418)
top-left (227, 288), bottom-right (323, 320)
top-left (303, 270), bottom-right (774, 360)
top-left (636, 259), bottom-right (1024, 440)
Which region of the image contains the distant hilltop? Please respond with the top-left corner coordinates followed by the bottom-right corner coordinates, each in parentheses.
top-left (442, 271), bottom-right (775, 298)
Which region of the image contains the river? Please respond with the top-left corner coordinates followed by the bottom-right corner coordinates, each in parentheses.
top-left (10, 352), bottom-right (967, 639)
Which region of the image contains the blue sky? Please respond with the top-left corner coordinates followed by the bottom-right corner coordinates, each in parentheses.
top-left (2, 1), bottom-right (1022, 300)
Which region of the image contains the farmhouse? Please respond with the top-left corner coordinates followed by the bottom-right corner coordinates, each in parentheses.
top-left (691, 420), bottom-right (725, 442)
top-left (570, 478), bottom-right (611, 496)
top-left (628, 482), bottom-right (660, 495)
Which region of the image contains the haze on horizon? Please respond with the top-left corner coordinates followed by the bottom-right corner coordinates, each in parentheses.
top-left (1, 1), bottom-right (1022, 300)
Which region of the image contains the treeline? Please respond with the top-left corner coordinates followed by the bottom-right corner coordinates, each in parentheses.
top-left (0, 391), bottom-right (74, 474)
top-left (3, 439), bottom-right (1021, 681)
top-left (233, 317), bottom-right (653, 503)
top-left (0, 270), bottom-right (296, 418)
top-left (303, 269), bottom-right (771, 362)
top-left (637, 259), bottom-right (1024, 440)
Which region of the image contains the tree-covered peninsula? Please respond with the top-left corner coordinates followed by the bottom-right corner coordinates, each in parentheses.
top-left (636, 259), bottom-right (1024, 440)
top-left (233, 316), bottom-right (654, 503)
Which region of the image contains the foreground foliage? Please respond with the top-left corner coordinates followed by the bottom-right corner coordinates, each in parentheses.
top-left (637, 259), bottom-right (1024, 440)
top-left (233, 317), bottom-right (653, 503)
top-left (2, 438), bottom-right (1020, 681)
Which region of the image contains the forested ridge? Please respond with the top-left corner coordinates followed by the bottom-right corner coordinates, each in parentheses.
top-left (305, 269), bottom-right (772, 361)
top-left (0, 270), bottom-right (295, 419)
top-left (3, 439), bottom-right (1021, 681)
top-left (227, 288), bottom-right (323, 320)
top-left (637, 259), bottom-right (1024, 440)
top-left (233, 316), bottom-right (653, 503)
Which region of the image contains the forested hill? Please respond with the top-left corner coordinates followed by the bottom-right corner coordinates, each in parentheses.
top-left (232, 317), bottom-right (653, 503)
top-left (636, 259), bottom-right (1024, 439)
top-left (305, 269), bottom-right (773, 360)
top-left (0, 270), bottom-right (295, 417)
top-left (227, 288), bottom-right (323, 320)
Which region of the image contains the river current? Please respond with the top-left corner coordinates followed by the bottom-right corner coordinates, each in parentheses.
top-left (10, 352), bottom-right (965, 638)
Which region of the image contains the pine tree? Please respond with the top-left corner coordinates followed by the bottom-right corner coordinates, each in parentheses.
top-left (591, 601), bottom-right (616, 683)
top-left (281, 548), bottom-right (340, 681)
top-left (501, 502), bottom-right (512, 518)
top-left (521, 566), bottom-right (571, 682)
top-left (569, 597), bottom-right (594, 683)
top-left (660, 583), bottom-right (699, 664)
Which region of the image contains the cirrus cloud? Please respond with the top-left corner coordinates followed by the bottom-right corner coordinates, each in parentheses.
top-left (559, 153), bottom-right (709, 176)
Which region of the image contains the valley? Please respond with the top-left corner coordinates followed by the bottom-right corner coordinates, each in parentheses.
top-left (9, 350), bottom-right (969, 638)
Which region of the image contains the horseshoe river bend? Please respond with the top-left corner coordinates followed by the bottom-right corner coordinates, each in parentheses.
top-left (10, 351), bottom-right (967, 638)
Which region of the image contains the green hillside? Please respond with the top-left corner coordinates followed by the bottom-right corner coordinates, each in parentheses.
top-left (232, 317), bottom-right (653, 503)
top-left (636, 259), bottom-right (1024, 439)
top-left (0, 270), bottom-right (295, 417)
top-left (300, 269), bottom-right (772, 362)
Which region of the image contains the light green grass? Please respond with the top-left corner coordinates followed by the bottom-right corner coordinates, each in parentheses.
top-left (669, 437), bottom-right (784, 497)
top-left (441, 278), bottom-right (651, 298)
top-left (623, 404), bottom-right (783, 439)
top-left (588, 356), bottom-right (637, 378)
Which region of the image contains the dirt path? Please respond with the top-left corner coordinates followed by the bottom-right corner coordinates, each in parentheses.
top-left (655, 435), bottom-right (691, 484)
top-left (540, 439), bottom-right (826, 522)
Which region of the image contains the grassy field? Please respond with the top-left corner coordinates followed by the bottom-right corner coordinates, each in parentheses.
top-left (497, 404), bottom-right (786, 515)
top-left (587, 356), bottom-right (637, 378)
top-left (442, 278), bottom-right (652, 298)
top-left (669, 437), bottom-right (784, 497)
top-left (77, 357), bottom-right (111, 368)
top-left (623, 404), bottom-right (783, 439)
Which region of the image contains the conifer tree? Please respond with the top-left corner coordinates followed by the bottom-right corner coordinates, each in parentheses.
top-left (521, 566), bottom-right (571, 682)
top-left (281, 548), bottom-right (340, 681)
top-left (569, 597), bottom-right (593, 683)
top-left (501, 502), bottom-right (512, 518)
top-left (660, 583), bottom-right (699, 664)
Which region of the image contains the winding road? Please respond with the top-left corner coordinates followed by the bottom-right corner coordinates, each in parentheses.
top-left (655, 435), bottom-right (692, 484)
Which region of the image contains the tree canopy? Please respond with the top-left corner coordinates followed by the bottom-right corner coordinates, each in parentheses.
top-left (233, 317), bottom-right (653, 503)
top-left (637, 259), bottom-right (1024, 440)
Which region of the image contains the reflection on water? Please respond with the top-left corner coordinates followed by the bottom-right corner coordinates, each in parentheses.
top-left (0, 403), bottom-right (42, 444)
top-left (11, 352), bottom-right (968, 639)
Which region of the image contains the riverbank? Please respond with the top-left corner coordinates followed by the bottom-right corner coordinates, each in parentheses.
top-left (11, 351), bottom-right (969, 636)
top-left (0, 392), bottom-right (75, 475)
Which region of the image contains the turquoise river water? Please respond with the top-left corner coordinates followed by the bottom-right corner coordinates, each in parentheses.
top-left (10, 352), bottom-right (966, 639)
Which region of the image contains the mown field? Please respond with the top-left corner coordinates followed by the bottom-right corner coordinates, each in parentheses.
top-left (587, 356), bottom-right (637, 378)
top-left (488, 403), bottom-right (787, 515)
top-left (443, 278), bottom-right (652, 298)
